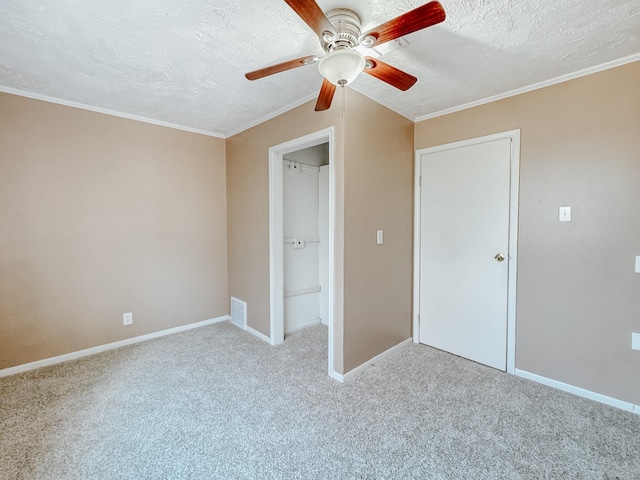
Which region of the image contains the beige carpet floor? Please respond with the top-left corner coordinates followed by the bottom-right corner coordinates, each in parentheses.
top-left (1, 321), bottom-right (639, 479)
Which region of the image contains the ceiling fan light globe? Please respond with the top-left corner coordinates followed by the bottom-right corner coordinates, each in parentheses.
top-left (318, 49), bottom-right (365, 86)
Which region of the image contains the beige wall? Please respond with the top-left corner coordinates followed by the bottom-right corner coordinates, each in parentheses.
top-left (0, 93), bottom-right (228, 369)
top-left (5, 60), bottom-right (636, 403)
top-left (415, 61), bottom-right (640, 405)
top-left (343, 90), bottom-right (414, 372)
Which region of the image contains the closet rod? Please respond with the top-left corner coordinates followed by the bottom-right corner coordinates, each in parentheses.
top-left (283, 237), bottom-right (320, 244)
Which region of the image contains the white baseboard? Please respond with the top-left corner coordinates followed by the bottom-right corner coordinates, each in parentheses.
top-left (332, 337), bottom-right (413, 383)
top-left (515, 369), bottom-right (639, 415)
top-left (0, 315), bottom-right (230, 378)
top-left (245, 325), bottom-right (273, 344)
top-left (284, 318), bottom-right (321, 335)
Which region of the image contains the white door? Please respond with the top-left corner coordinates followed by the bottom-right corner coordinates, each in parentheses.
top-left (419, 138), bottom-right (512, 370)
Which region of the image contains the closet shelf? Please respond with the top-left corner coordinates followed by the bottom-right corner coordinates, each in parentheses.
top-left (284, 285), bottom-right (321, 298)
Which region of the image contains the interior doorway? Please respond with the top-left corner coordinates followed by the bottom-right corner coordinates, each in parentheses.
top-left (269, 127), bottom-right (337, 378)
top-left (413, 130), bottom-right (520, 373)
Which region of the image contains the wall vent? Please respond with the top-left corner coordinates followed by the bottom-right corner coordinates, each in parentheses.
top-left (230, 297), bottom-right (247, 330)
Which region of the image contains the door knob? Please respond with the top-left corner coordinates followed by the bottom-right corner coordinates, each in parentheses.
top-left (494, 253), bottom-right (505, 262)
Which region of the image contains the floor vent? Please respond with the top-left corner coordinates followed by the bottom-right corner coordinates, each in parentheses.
top-left (230, 297), bottom-right (247, 330)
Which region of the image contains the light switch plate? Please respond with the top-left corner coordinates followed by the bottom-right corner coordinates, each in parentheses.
top-left (635, 256), bottom-right (640, 273)
top-left (632, 333), bottom-right (640, 351)
top-left (559, 206), bottom-right (571, 222)
top-left (376, 230), bottom-right (383, 245)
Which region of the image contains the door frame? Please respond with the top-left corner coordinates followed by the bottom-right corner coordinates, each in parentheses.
top-left (413, 129), bottom-right (520, 374)
top-left (269, 127), bottom-right (337, 377)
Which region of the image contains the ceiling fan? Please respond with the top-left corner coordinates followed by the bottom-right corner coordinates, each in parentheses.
top-left (245, 0), bottom-right (446, 111)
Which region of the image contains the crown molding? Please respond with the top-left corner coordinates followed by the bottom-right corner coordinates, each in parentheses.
top-left (0, 86), bottom-right (226, 138)
top-left (415, 52), bottom-right (640, 123)
top-left (224, 92), bottom-right (318, 138)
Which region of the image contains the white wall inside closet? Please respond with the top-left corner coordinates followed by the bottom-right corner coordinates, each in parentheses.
top-left (283, 143), bottom-right (329, 334)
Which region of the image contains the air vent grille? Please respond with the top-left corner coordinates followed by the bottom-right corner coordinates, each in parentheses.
top-left (230, 297), bottom-right (247, 329)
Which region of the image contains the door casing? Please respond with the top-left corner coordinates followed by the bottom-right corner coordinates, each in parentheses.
top-left (413, 129), bottom-right (520, 374)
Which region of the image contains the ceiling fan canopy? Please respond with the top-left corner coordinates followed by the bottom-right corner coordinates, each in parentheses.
top-left (245, 0), bottom-right (446, 111)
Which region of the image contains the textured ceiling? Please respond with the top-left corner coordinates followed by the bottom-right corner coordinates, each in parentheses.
top-left (1, 0), bottom-right (639, 138)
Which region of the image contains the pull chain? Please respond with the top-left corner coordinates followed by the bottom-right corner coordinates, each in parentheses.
top-left (341, 85), bottom-right (346, 118)
top-left (337, 79), bottom-right (347, 118)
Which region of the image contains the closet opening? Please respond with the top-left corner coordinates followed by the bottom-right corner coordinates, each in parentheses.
top-left (282, 144), bottom-right (330, 335)
top-left (268, 127), bottom-right (338, 378)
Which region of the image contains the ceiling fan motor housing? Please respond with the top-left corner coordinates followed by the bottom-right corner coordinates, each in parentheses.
top-left (322, 9), bottom-right (362, 52)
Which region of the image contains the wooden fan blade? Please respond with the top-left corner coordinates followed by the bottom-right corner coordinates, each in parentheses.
top-left (245, 55), bottom-right (317, 80)
top-left (360, 1), bottom-right (446, 47)
top-left (315, 79), bottom-right (336, 111)
top-left (284, 0), bottom-right (337, 39)
top-left (364, 58), bottom-right (417, 91)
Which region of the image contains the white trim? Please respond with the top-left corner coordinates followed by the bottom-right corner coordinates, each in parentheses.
top-left (268, 127), bottom-right (338, 378)
top-left (0, 85), bottom-right (225, 139)
top-left (0, 316), bottom-right (229, 378)
top-left (246, 325), bottom-right (273, 344)
top-left (412, 154), bottom-right (422, 344)
top-left (413, 129), bottom-right (520, 374)
top-left (226, 92), bottom-right (318, 138)
top-left (284, 318), bottom-right (321, 335)
top-left (415, 53), bottom-right (640, 123)
top-left (506, 132), bottom-right (520, 375)
top-left (269, 149), bottom-right (285, 346)
top-left (332, 338), bottom-right (412, 383)
top-left (515, 369), bottom-right (639, 415)
top-left (327, 130), bottom-right (338, 381)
